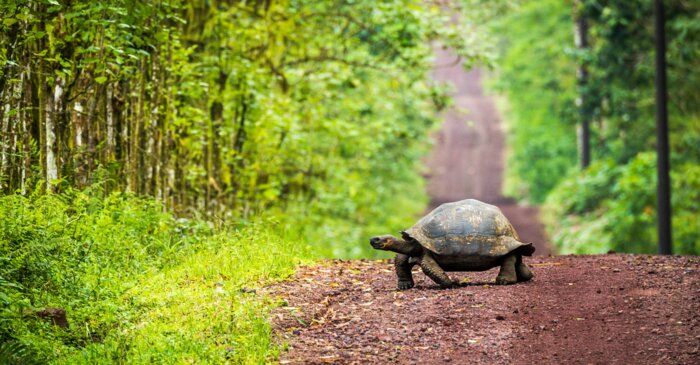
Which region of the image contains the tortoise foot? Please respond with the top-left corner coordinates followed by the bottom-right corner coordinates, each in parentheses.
top-left (496, 254), bottom-right (518, 285)
top-left (438, 280), bottom-right (457, 289)
top-left (397, 280), bottom-right (415, 290)
top-left (516, 263), bottom-right (533, 282)
top-left (495, 275), bottom-right (517, 285)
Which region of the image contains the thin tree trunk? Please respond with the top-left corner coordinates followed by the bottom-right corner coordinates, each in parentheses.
top-left (161, 36), bottom-right (172, 209)
top-left (654, 0), bottom-right (672, 254)
top-left (22, 66), bottom-right (32, 194)
top-left (21, 111), bottom-right (28, 194)
top-left (0, 22), bottom-right (21, 190)
top-left (573, 1), bottom-right (590, 168)
top-left (149, 53), bottom-right (160, 198)
top-left (162, 39), bottom-right (174, 209)
top-left (204, 114), bottom-right (211, 214)
top-left (46, 77), bottom-right (64, 192)
top-left (8, 70), bottom-right (24, 189)
top-left (210, 70), bottom-right (225, 214)
top-left (86, 84), bottom-right (100, 185)
top-left (31, 61), bottom-right (45, 190)
top-left (106, 84), bottom-right (115, 161)
top-left (1, 94), bottom-right (10, 189)
top-left (74, 100), bottom-right (85, 186)
top-left (123, 80), bottom-right (133, 192)
top-left (137, 62), bottom-right (147, 194)
top-left (21, 110), bottom-right (29, 194)
top-left (10, 118), bottom-right (17, 188)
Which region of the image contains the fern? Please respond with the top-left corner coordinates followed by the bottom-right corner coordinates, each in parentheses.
top-left (0, 341), bottom-right (40, 365)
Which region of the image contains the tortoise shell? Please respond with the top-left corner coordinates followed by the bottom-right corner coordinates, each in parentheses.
top-left (402, 199), bottom-right (534, 257)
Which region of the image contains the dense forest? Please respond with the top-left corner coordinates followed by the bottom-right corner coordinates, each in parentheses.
top-left (0, 0), bottom-right (475, 222)
top-left (0, 0), bottom-right (483, 363)
top-left (1, 0), bottom-right (699, 363)
top-left (490, 0), bottom-right (700, 255)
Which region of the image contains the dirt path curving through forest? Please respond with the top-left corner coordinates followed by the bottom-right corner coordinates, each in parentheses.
top-left (267, 49), bottom-right (700, 365)
top-left (428, 47), bottom-right (550, 255)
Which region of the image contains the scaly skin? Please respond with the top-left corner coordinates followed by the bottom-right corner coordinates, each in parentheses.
top-left (495, 254), bottom-right (518, 285)
top-left (516, 255), bottom-right (534, 282)
top-left (419, 252), bottom-right (455, 288)
top-left (395, 254), bottom-right (416, 290)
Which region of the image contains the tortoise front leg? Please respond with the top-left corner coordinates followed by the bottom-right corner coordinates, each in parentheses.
top-left (419, 252), bottom-right (454, 288)
top-left (495, 254), bottom-right (518, 285)
top-left (395, 254), bottom-right (416, 290)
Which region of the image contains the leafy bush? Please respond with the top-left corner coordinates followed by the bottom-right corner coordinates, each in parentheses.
top-left (544, 152), bottom-right (700, 255)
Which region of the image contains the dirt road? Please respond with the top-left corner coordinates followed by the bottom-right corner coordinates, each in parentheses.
top-left (428, 47), bottom-right (550, 254)
top-left (270, 256), bottom-right (700, 364)
top-left (266, 45), bottom-right (700, 365)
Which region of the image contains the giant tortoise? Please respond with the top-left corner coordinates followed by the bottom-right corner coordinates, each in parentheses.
top-left (369, 199), bottom-right (535, 290)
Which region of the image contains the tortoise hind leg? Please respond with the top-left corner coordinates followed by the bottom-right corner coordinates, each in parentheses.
top-left (495, 254), bottom-right (518, 285)
top-left (515, 255), bottom-right (533, 282)
top-left (395, 254), bottom-right (416, 290)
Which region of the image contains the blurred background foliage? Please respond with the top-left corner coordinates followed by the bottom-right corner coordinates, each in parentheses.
top-left (486, 0), bottom-right (700, 255)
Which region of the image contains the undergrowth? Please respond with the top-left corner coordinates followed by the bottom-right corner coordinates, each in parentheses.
top-left (543, 152), bottom-right (700, 255)
top-left (0, 187), bottom-right (314, 364)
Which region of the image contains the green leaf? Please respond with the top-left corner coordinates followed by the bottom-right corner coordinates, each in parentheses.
top-left (3, 18), bottom-right (17, 27)
top-left (95, 76), bottom-right (108, 84)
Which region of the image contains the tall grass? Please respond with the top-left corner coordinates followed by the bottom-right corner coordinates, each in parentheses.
top-left (0, 189), bottom-right (311, 363)
top-left (1, 177), bottom-right (427, 363)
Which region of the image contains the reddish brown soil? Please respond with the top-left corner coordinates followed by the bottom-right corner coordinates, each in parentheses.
top-left (269, 255), bottom-right (700, 364)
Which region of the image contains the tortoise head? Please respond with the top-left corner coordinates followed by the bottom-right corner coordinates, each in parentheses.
top-left (369, 235), bottom-right (422, 256)
top-left (369, 235), bottom-right (399, 250)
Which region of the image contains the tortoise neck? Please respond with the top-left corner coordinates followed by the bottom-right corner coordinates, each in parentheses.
top-left (391, 239), bottom-right (423, 257)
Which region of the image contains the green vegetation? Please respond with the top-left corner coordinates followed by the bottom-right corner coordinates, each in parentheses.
top-left (4, 0), bottom-right (697, 361)
top-left (489, 0), bottom-right (578, 203)
top-left (544, 152), bottom-right (700, 255)
top-left (0, 0), bottom-right (477, 221)
top-left (489, 0), bottom-right (700, 254)
top-left (0, 0), bottom-right (485, 363)
top-left (1, 188), bottom-right (307, 363)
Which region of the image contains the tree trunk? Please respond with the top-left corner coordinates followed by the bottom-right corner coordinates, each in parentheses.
top-left (122, 80), bottom-right (134, 192)
top-left (137, 62), bottom-right (147, 194)
top-left (654, 0), bottom-right (672, 254)
top-left (0, 92), bottom-right (10, 190)
top-left (45, 77), bottom-right (64, 191)
top-left (573, 0), bottom-right (590, 169)
top-left (86, 84), bottom-right (100, 185)
top-left (74, 100), bottom-right (85, 186)
top-left (106, 84), bottom-right (115, 161)
top-left (22, 67), bottom-right (33, 194)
